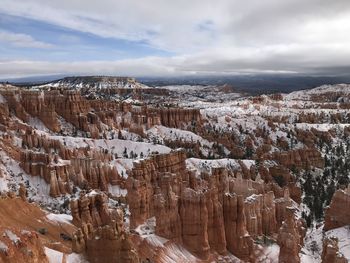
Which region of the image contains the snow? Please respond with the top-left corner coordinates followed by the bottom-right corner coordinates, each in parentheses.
top-left (285, 84), bottom-right (350, 100)
top-left (133, 217), bottom-right (201, 263)
top-left (46, 213), bottom-right (73, 225)
top-left (146, 125), bottom-right (213, 148)
top-left (186, 157), bottom-right (253, 174)
top-left (3, 230), bottom-right (20, 245)
top-left (28, 117), bottom-right (50, 132)
top-left (257, 243), bottom-right (280, 263)
top-left (50, 135), bottom-right (171, 158)
top-left (0, 170), bottom-right (8, 192)
top-left (159, 85), bottom-right (244, 106)
top-left (134, 217), bottom-right (156, 237)
top-left (45, 247), bottom-right (88, 263)
top-left (0, 241), bottom-right (8, 253)
top-left (300, 225), bottom-right (324, 263)
top-left (301, 223), bottom-right (350, 262)
top-left (38, 77), bottom-right (148, 91)
top-left (0, 150), bottom-right (70, 212)
top-left (160, 243), bottom-right (199, 263)
top-left (326, 226), bottom-right (350, 260)
top-left (108, 184), bottom-right (127, 197)
top-left (295, 123), bottom-right (350, 132)
top-left (0, 94), bottom-right (6, 103)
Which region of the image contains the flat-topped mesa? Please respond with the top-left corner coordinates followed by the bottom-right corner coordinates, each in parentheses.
top-left (71, 191), bottom-right (139, 263)
top-left (324, 185), bottom-right (350, 231)
top-left (321, 237), bottom-right (347, 263)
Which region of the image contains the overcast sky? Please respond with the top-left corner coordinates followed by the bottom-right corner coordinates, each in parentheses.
top-left (0, 0), bottom-right (350, 78)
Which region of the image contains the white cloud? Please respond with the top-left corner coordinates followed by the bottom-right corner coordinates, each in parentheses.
top-left (0, 30), bottom-right (54, 49)
top-left (0, 0), bottom-right (350, 76)
top-left (2, 40), bottom-right (350, 78)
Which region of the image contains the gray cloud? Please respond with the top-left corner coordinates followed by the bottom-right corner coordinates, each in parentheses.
top-left (0, 0), bottom-right (350, 77)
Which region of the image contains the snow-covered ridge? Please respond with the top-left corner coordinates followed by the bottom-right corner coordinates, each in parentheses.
top-left (35, 76), bottom-right (149, 90)
top-left (285, 84), bottom-right (350, 100)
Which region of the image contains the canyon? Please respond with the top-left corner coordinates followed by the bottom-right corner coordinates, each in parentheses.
top-left (0, 77), bottom-right (350, 262)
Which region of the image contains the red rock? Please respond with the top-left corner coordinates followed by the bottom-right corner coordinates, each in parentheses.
top-left (277, 207), bottom-right (302, 263)
top-left (71, 192), bottom-right (139, 263)
top-left (321, 237), bottom-right (347, 263)
top-left (324, 186), bottom-right (350, 231)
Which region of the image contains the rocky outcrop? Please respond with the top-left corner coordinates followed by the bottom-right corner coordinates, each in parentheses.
top-left (324, 185), bottom-right (350, 231)
top-left (70, 191), bottom-right (112, 228)
top-left (321, 237), bottom-right (347, 263)
top-left (244, 191), bottom-right (278, 238)
top-left (19, 130), bottom-right (122, 197)
top-left (272, 148), bottom-right (324, 170)
top-left (126, 151), bottom-right (298, 262)
top-left (20, 90), bottom-right (61, 132)
top-left (277, 207), bottom-right (303, 263)
top-left (0, 228), bottom-right (49, 263)
top-left (223, 194), bottom-right (255, 261)
top-left (71, 191), bottom-right (139, 263)
top-left (180, 189), bottom-right (211, 259)
top-left (153, 107), bottom-right (201, 128)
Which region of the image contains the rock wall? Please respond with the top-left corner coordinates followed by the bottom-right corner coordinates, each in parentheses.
top-left (126, 150), bottom-right (298, 262)
top-left (277, 207), bottom-right (305, 263)
top-left (272, 148), bottom-right (324, 170)
top-left (71, 191), bottom-right (139, 263)
top-left (321, 237), bottom-right (347, 263)
top-left (0, 228), bottom-right (49, 263)
top-left (324, 186), bottom-right (350, 231)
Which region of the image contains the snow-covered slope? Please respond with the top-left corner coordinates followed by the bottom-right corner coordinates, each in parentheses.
top-left (37, 76), bottom-right (148, 90)
top-left (285, 84), bottom-right (350, 100)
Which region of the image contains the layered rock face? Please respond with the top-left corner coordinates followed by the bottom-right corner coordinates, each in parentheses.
top-left (152, 107), bottom-right (201, 128)
top-left (272, 148), bottom-right (324, 170)
top-left (71, 191), bottom-right (139, 263)
top-left (0, 228), bottom-right (48, 263)
top-left (14, 129), bottom-right (122, 197)
top-left (321, 237), bottom-right (347, 263)
top-left (70, 191), bottom-right (112, 227)
top-left (324, 186), bottom-right (350, 231)
top-left (127, 151), bottom-right (300, 262)
top-left (0, 89), bottom-right (200, 138)
top-left (0, 190), bottom-right (78, 263)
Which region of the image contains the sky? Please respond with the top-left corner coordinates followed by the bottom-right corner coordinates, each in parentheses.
top-left (0, 0), bottom-right (350, 78)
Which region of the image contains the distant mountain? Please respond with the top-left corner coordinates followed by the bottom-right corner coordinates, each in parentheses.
top-left (36, 76), bottom-right (146, 90)
top-left (4, 74), bottom-right (350, 95)
top-left (139, 74), bottom-right (350, 95)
